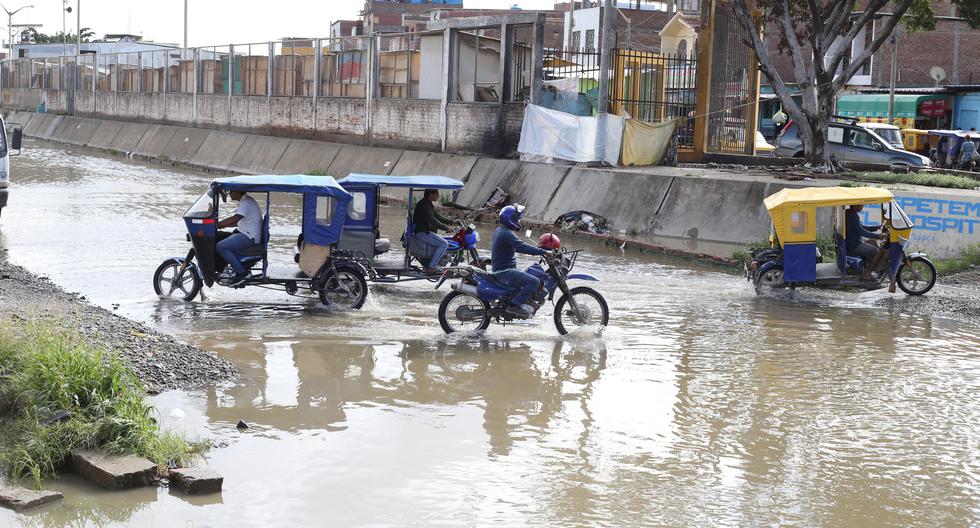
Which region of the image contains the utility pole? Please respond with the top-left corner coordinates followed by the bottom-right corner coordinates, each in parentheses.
top-left (76, 0), bottom-right (80, 54)
top-left (566, 0), bottom-right (574, 52)
top-left (595, 0), bottom-right (613, 161)
top-left (2, 4), bottom-right (34, 60)
top-left (183, 0), bottom-right (188, 50)
top-left (887, 34), bottom-right (897, 125)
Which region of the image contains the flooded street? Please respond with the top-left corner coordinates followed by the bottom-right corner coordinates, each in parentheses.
top-left (2, 141), bottom-right (980, 527)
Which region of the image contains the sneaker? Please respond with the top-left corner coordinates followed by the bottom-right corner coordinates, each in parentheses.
top-left (231, 272), bottom-right (250, 286)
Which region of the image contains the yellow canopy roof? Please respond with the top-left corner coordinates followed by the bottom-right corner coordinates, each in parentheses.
top-left (764, 186), bottom-right (894, 213)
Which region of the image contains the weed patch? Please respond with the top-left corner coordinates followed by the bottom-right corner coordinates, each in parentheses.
top-left (934, 243), bottom-right (980, 276)
top-left (0, 323), bottom-right (207, 489)
top-left (850, 171), bottom-right (980, 190)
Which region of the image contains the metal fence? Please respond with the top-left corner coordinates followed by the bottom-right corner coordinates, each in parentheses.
top-left (705, 1), bottom-right (752, 154)
top-left (611, 49), bottom-right (697, 150)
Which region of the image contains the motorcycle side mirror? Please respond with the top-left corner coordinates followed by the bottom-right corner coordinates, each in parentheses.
top-left (220, 189), bottom-right (228, 203)
top-left (10, 126), bottom-right (23, 153)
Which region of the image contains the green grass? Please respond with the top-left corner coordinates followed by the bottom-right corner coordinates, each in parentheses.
top-left (934, 243), bottom-right (980, 276)
top-left (0, 323), bottom-right (207, 489)
top-left (849, 171), bottom-right (980, 190)
top-left (304, 168), bottom-right (331, 176)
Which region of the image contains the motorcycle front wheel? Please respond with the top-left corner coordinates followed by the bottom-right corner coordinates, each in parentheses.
top-left (153, 259), bottom-right (202, 301)
top-left (553, 287), bottom-right (609, 335)
top-left (896, 256), bottom-right (937, 295)
top-left (438, 291), bottom-right (491, 334)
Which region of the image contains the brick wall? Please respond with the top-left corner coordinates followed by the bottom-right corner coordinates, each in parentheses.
top-left (372, 98), bottom-right (442, 150)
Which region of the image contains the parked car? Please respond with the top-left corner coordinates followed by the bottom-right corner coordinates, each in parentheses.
top-left (857, 122), bottom-right (904, 150)
top-left (774, 119), bottom-right (931, 168)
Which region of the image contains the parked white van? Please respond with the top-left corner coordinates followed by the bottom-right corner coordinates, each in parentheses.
top-left (0, 114), bottom-right (24, 218)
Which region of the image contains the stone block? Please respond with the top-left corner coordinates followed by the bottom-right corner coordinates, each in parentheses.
top-left (0, 485), bottom-right (63, 511)
top-left (169, 467), bottom-right (223, 495)
top-left (70, 450), bottom-right (157, 490)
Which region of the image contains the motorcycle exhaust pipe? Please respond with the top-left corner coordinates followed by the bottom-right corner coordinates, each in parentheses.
top-left (451, 282), bottom-right (480, 297)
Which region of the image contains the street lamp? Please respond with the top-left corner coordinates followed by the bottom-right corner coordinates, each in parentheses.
top-left (63, 1), bottom-right (72, 56)
top-left (0, 3), bottom-right (34, 59)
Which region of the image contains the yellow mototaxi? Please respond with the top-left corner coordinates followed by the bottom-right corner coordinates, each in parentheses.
top-left (901, 128), bottom-right (930, 155)
top-left (745, 186), bottom-right (937, 295)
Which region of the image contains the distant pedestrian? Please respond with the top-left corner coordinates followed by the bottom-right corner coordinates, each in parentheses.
top-left (959, 135), bottom-right (978, 168)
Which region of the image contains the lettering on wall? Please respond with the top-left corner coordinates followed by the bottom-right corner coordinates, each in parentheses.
top-left (861, 195), bottom-right (980, 236)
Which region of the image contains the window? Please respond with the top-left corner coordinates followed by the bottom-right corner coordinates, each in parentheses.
top-left (585, 30), bottom-right (595, 52)
top-left (828, 125), bottom-right (844, 144)
top-left (884, 201), bottom-right (913, 230)
top-left (348, 192), bottom-right (367, 221)
top-left (184, 189), bottom-right (215, 219)
top-left (676, 39), bottom-right (688, 61)
top-left (572, 31), bottom-right (581, 52)
top-left (790, 211), bottom-right (808, 234)
top-left (315, 196), bottom-right (335, 226)
top-left (849, 129), bottom-right (875, 149)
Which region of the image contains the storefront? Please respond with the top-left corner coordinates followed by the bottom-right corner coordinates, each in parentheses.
top-left (835, 94), bottom-right (950, 129)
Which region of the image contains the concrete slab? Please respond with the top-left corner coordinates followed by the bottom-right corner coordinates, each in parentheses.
top-left (161, 127), bottom-right (209, 164)
top-left (190, 131), bottom-right (249, 172)
top-left (48, 116), bottom-right (81, 143)
top-left (107, 122), bottom-right (151, 153)
top-left (326, 145), bottom-right (402, 179)
top-left (133, 124), bottom-right (179, 158)
top-left (66, 117), bottom-right (101, 145)
top-left (70, 450), bottom-right (157, 490)
top-left (272, 139), bottom-right (342, 175)
top-left (390, 151), bottom-right (478, 181)
top-left (540, 168), bottom-right (674, 231)
top-left (0, 486), bottom-right (63, 512)
top-left (227, 135), bottom-right (291, 175)
top-left (455, 158), bottom-right (570, 216)
top-left (169, 468), bottom-right (223, 495)
top-left (23, 112), bottom-right (51, 137)
top-left (87, 119), bottom-right (125, 150)
top-left (36, 114), bottom-right (65, 141)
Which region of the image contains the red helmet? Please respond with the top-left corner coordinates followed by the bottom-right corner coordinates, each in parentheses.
top-left (538, 233), bottom-right (561, 250)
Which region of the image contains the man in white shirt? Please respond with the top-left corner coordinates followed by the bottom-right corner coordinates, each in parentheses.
top-left (216, 190), bottom-right (262, 284)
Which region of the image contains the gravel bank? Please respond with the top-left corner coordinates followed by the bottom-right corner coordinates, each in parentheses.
top-left (0, 257), bottom-right (237, 392)
top-left (876, 268), bottom-right (980, 326)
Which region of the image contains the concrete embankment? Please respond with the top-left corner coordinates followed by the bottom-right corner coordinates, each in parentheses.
top-left (5, 110), bottom-right (980, 258)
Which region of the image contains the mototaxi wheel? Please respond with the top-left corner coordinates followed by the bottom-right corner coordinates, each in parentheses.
top-left (438, 291), bottom-right (491, 334)
top-left (318, 266), bottom-right (368, 309)
top-left (754, 266), bottom-right (784, 295)
top-left (896, 256), bottom-right (937, 295)
top-left (553, 287), bottom-right (609, 335)
top-left (153, 259), bottom-right (202, 301)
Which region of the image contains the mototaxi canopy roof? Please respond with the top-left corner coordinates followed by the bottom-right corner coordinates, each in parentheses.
top-left (212, 174), bottom-right (353, 247)
top-left (765, 186), bottom-right (894, 214)
top-left (340, 174), bottom-right (464, 190)
top-left (211, 174), bottom-right (352, 199)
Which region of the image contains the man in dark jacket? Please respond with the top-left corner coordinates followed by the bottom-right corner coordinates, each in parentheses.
top-left (413, 188), bottom-right (453, 274)
top-left (492, 204), bottom-right (551, 317)
top-left (845, 204), bottom-right (885, 280)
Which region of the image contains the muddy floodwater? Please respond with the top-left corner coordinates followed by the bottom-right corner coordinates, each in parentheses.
top-left (2, 142), bottom-right (980, 527)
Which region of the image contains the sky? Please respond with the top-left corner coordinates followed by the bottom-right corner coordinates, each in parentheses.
top-left (3, 0), bottom-right (556, 48)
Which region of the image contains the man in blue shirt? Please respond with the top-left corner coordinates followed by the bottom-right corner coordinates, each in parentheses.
top-left (959, 135), bottom-right (977, 169)
top-left (492, 204), bottom-right (551, 317)
top-left (845, 204), bottom-right (885, 280)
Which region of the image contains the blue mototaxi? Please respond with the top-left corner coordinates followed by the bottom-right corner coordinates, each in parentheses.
top-left (928, 129), bottom-right (979, 168)
top-left (154, 174), bottom-right (370, 308)
top-left (335, 174), bottom-right (488, 282)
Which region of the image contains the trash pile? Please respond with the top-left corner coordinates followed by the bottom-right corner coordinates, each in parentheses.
top-left (553, 211), bottom-right (610, 234)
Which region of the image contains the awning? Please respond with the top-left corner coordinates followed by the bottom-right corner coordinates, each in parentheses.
top-left (835, 94), bottom-right (947, 120)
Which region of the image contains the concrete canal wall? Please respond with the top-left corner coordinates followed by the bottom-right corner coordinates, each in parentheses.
top-left (5, 110), bottom-right (979, 259)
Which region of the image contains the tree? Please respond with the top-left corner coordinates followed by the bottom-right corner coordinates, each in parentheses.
top-left (727, 0), bottom-right (980, 171)
top-left (26, 27), bottom-right (95, 44)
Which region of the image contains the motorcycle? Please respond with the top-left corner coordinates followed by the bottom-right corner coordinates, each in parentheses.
top-left (436, 242), bottom-right (609, 335)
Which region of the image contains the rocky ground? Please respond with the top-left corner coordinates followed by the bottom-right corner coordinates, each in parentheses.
top-left (876, 267), bottom-right (980, 326)
top-left (0, 257), bottom-right (237, 392)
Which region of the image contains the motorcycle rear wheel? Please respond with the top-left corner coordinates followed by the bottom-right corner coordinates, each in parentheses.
top-left (553, 287), bottom-right (609, 335)
top-left (153, 259), bottom-right (202, 301)
top-left (439, 291), bottom-right (491, 334)
top-left (318, 266), bottom-right (368, 309)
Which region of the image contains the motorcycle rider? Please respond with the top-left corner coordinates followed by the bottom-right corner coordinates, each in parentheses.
top-left (492, 204), bottom-right (552, 317)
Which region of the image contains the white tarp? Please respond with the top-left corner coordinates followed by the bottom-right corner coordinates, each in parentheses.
top-left (518, 104), bottom-right (624, 165)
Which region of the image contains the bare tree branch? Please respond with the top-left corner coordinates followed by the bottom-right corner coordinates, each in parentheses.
top-left (830, 2), bottom-right (913, 92)
top-left (777, 0), bottom-right (810, 88)
top-left (820, 0), bottom-right (857, 46)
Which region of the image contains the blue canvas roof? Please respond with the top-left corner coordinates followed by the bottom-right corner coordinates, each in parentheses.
top-left (340, 174), bottom-right (464, 190)
top-left (212, 174), bottom-right (352, 200)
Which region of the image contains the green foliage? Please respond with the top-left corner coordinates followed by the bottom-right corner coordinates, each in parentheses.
top-left (851, 171), bottom-right (980, 190)
top-left (934, 243), bottom-right (980, 276)
top-left (0, 324), bottom-right (207, 489)
top-left (731, 235), bottom-right (835, 265)
top-left (26, 27), bottom-right (96, 44)
top-left (304, 168), bottom-right (331, 176)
